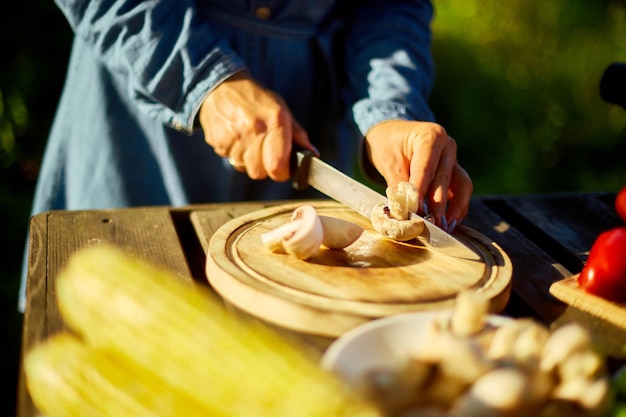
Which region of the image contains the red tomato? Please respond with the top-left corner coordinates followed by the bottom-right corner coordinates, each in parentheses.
top-left (617, 186), bottom-right (626, 224)
top-left (578, 227), bottom-right (626, 302)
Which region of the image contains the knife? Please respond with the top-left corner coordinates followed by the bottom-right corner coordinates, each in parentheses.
top-left (292, 150), bottom-right (480, 261)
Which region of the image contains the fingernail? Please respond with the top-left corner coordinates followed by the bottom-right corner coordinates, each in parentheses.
top-left (447, 219), bottom-right (458, 233)
top-left (422, 202), bottom-right (429, 214)
top-left (440, 216), bottom-right (448, 232)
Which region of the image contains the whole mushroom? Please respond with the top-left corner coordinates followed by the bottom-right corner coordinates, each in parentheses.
top-left (370, 182), bottom-right (425, 241)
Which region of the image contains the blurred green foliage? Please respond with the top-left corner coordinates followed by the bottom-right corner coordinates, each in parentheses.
top-left (0, 5), bottom-right (71, 414)
top-left (0, 1), bottom-right (71, 297)
top-left (430, 0), bottom-right (626, 194)
top-left (1, 1), bottom-right (625, 203)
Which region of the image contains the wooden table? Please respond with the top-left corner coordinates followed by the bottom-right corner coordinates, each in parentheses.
top-left (17, 192), bottom-right (626, 417)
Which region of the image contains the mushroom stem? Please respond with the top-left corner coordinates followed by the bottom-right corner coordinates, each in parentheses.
top-left (260, 205), bottom-right (323, 260)
top-left (319, 215), bottom-right (363, 249)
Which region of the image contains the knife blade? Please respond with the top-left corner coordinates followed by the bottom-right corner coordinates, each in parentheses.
top-left (292, 150), bottom-right (480, 261)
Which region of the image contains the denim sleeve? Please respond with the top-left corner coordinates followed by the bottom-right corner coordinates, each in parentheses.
top-left (342, 0), bottom-right (436, 135)
top-left (53, 0), bottom-right (247, 133)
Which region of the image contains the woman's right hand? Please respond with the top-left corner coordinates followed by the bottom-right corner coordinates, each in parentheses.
top-left (198, 71), bottom-right (318, 181)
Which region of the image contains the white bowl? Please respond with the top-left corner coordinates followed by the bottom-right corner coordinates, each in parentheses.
top-left (321, 310), bottom-right (511, 386)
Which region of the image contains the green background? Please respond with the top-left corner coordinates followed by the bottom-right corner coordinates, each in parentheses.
top-left (2, 0), bottom-right (625, 415)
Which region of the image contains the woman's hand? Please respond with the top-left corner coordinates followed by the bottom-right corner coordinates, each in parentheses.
top-left (198, 71), bottom-right (317, 181)
top-left (364, 120), bottom-right (473, 232)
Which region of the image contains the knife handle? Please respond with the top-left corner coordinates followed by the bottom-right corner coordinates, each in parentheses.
top-left (291, 149), bottom-right (315, 191)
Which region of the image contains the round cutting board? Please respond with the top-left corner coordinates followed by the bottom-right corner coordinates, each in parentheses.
top-left (206, 201), bottom-right (512, 337)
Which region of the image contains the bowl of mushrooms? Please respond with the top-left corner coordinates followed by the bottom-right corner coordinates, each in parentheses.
top-left (321, 291), bottom-right (614, 417)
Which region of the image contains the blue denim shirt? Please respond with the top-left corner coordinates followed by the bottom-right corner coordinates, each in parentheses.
top-left (20, 0), bottom-right (436, 310)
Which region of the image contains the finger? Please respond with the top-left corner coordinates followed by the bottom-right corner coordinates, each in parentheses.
top-left (426, 139), bottom-right (457, 227)
top-left (227, 140), bottom-right (247, 172)
top-left (408, 137), bottom-right (446, 213)
top-left (227, 157), bottom-right (247, 172)
top-left (241, 133), bottom-right (269, 180)
top-left (262, 123), bottom-right (291, 182)
top-left (444, 165), bottom-right (474, 232)
top-left (428, 165), bottom-right (453, 229)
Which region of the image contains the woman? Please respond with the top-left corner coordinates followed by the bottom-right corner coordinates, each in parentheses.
top-left (20, 0), bottom-right (472, 310)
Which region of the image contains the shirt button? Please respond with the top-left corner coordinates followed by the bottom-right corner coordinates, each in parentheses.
top-left (255, 6), bottom-right (271, 20)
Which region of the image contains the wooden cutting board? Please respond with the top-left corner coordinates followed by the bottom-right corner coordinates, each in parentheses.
top-left (550, 274), bottom-right (626, 331)
top-left (205, 201), bottom-right (512, 337)
top-left (550, 274), bottom-right (626, 358)
top-left (550, 275), bottom-right (626, 357)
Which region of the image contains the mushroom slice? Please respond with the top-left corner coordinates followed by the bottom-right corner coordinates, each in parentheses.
top-left (370, 201), bottom-right (425, 241)
top-left (260, 205), bottom-right (323, 260)
top-left (319, 215), bottom-right (363, 249)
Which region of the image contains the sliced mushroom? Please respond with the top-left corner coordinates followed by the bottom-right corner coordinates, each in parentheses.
top-left (370, 201), bottom-right (425, 241)
top-left (486, 318), bottom-right (537, 363)
top-left (557, 349), bottom-right (604, 382)
top-left (260, 205), bottom-right (323, 260)
top-left (451, 368), bottom-right (531, 417)
top-left (512, 321), bottom-right (551, 370)
top-left (540, 323), bottom-right (592, 373)
top-left (451, 290), bottom-right (490, 337)
top-left (318, 215), bottom-right (364, 249)
top-left (578, 376), bottom-right (612, 413)
top-left (551, 375), bottom-right (612, 411)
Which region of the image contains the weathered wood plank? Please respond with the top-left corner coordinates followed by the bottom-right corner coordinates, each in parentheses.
top-left (18, 213), bottom-right (47, 417)
top-left (483, 192), bottom-right (620, 269)
top-left (46, 208), bottom-right (192, 281)
top-left (463, 198), bottom-right (570, 322)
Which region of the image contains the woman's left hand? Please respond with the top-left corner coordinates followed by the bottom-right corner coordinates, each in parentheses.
top-left (364, 120), bottom-right (473, 232)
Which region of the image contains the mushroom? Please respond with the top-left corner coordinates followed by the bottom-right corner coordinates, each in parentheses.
top-left (260, 205), bottom-right (323, 260)
top-left (539, 323), bottom-right (592, 373)
top-left (487, 318), bottom-right (551, 371)
top-left (451, 290), bottom-right (490, 337)
top-left (359, 360), bottom-right (434, 416)
top-left (552, 376), bottom-right (612, 412)
top-left (371, 182), bottom-right (425, 241)
top-left (451, 368), bottom-right (531, 417)
top-left (557, 349), bottom-right (604, 382)
top-left (370, 201), bottom-right (425, 241)
top-left (386, 182), bottom-right (420, 220)
top-left (318, 215), bottom-right (364, 249)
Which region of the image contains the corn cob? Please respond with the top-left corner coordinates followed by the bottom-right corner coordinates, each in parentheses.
top-left (25, 333), bottom-right (213, 417)
top-left (26, 245), bottom-right (379, 417)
